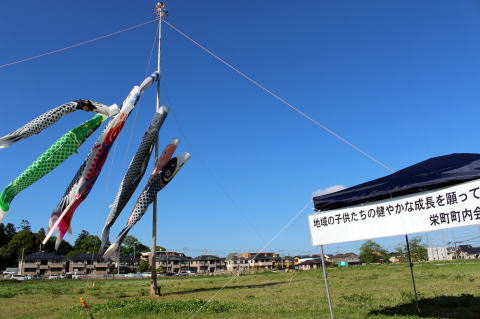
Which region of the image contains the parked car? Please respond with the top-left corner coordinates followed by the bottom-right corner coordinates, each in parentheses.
top-left (11, 274), bottom-right (26, 281)
top-left (72, 274), bottom-right (81, 279)
top-left (141, 272), bottom-right (151, 278)
top-left (48, 274), bottom-right (59, 280)
top-left (177, 271), bottom-right (195, 276)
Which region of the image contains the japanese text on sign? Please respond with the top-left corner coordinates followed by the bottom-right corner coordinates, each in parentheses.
top-left (308, 179), bottom-right (480, 246)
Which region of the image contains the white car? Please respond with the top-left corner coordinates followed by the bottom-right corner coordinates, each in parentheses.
top-left (48, 274), bottom-right (59, 280)
top-left (177, 271), bottom-right (195, 276)
top-left (11, 274), bottom-right (26, 281)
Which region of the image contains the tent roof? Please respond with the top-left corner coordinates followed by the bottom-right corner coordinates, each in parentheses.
top-left (313, 153), bottom-right (480, 211)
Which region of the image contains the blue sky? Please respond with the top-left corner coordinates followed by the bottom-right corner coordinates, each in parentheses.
top-left (1, 0), bottom-right (480, 257)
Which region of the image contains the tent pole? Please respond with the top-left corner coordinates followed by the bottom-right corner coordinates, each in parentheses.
top-left (405, 234), bottom-right (419, 310)
top-left (320, 245), bottom-right (334, 319)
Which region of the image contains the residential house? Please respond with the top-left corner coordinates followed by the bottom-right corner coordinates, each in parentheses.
top-left (155, 253), bottom-right (192, 274)
top-left (247, 255), bottom-right (275, 271)
top-left (240, 252), bottom-right (277, 259)
top-left (297, 258), bottom-right (331, 271)
top-left (69, 253), bottom-right (112, 275)
top-left (225, 253), bottom-right (249, 272)
top-left (276, 256), bottom-right (295, 270)
top-left (388, 254), bottom-right (401, 263)
top-left (457, 245), bottom-right (480, 259)
top-left (295, 254), bottom-right (331, 265)
top-left (141, 251), bottom-right (184, 261)
top-left (18, 253), bottom-right (66, 276)
top-left (190, 255), bottom-right (226, 274)
top-left (117, 255), bottom-right (141, 273)
top-left (331, 253), bottom-right (360, 265)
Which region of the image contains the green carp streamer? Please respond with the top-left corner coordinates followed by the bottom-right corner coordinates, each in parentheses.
top-left (0, 114), bottom-right (105, 220)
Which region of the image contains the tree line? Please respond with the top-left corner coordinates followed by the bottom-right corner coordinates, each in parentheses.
top-left (359, 238), bottom-right (428, 264)
top-left (0, 220), bottom-right (152, 270)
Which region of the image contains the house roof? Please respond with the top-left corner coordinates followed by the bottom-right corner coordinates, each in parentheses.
top-left (459, 245), bottom-right (480, 255)
top-left (332, 253), bottom-right (358, 258)
top-left (69, 253), bottom-right (105, 261)
top-left (226, 255), bottom-right (247, 261)
top-left (296, 254), bottom-right (325, 259)
top-left (314, 153), bottom-right (480, 211)
top-left (119, 255), bottom-right (140, 262)
top-left (298, 258), bottom-right (330, 265)
top-left (156, 255), bottom-right (192, 261)
top-left (24, 252), bottom-right (65, 261)
top-left (192, 255), bottom-right (224, 261)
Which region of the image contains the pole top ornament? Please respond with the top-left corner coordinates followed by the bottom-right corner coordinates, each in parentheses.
top-left (154, 2), bottom-right (168, 18)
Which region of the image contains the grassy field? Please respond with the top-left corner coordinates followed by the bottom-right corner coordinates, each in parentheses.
top-left (1, 261), bottom-right (479, 319)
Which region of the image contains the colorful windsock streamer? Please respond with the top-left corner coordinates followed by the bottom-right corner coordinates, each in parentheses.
top-left (99, 109), bottom-right (169, 253)
top-left (44, 72), bottom-right (160, 248)
top-left (48, 160), bottom-right (86, 238)
top-left (103, 151), bottom-right (190, 261)
top-left (0, 100), bottom-right (118, 148)
top-left (0, 114), bottom-right (108, 223)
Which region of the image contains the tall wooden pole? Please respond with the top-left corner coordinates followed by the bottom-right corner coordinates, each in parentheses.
top-left (150, 1), bottom-right (166, 297)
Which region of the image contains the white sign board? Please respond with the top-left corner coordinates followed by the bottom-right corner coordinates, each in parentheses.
top-left (309, 179), bottom-right (480, 245)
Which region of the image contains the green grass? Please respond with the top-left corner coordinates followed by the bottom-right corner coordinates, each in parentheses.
top-left (1, 261), bottom-right (479, 318)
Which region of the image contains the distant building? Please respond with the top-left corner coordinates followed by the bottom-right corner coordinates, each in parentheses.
top-left (277, 256), bottom-right (295, 270)
top-left (69, 253), bottom-right (112, 275)
top-left (427, 247), bottom-right (450, 261)
top-left (331, 253), bottom-right (360, 265)
top-left (295, 254), bottom-right (331, 264)
top-left (388, 254), bottom-right (401, 263)
top-left (297, 258), bottom-right (330, 271)
top-left (247, 255), bottom-right (276, 271)
top-left (141, 251), bottom-right (184, 261)
top-left (117, 256), bottom-right (141, 273)
top-left (4, 267), bottom-right (18, 274)
top-left (140, 251), bottom-right (193, 274)
top-left (18, 253), bottom-right (66, 276)
top-left (225, 254), bottom-right (249, 272)
top-left (155, 253), bottom-right (192, 274)
top-left (240, 252), bottom-right (278, 259)
top-left (190, 255), bottom-right (226, 274)
top-left (457, 245), bottom-right (480, 259)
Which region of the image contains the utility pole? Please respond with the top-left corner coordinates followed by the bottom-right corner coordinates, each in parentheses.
top-left (151, 1), bottom-right (167, 297)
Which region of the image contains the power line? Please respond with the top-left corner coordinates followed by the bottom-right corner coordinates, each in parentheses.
top-left (0, 18), bottom-right (159, 70)
top-left (163, 19), bottom-right (394, 173)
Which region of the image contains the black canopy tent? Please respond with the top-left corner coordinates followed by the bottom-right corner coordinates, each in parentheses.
top-left (314, 153), bottom-right (480, 212)
top-left (311, 153), bottom-right (480, 318)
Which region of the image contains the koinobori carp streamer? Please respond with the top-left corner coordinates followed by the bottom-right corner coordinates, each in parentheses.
top-left (99, 109), bottom-right (169, 254)
top-left (0, 114), bottom-right (110, 223)
top-left (0, 100), bottom-right (118, 148)
top-left (103, 151), bottom-right (190, 261)
top-left (44, 72), bottom-right (160, 248)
